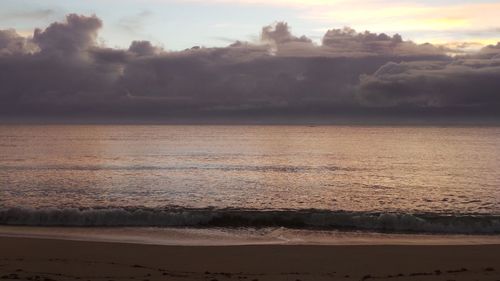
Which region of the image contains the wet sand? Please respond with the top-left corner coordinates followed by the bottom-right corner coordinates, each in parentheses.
top-left (1, 236), bottom-right (499, 281)
top-left (3, 226), bottom-right (500, 246)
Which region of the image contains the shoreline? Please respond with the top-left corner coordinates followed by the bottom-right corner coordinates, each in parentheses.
top-left (2, 226), bottom-right (500, 246)
top-left (1, 236), bottom-right (499, 281)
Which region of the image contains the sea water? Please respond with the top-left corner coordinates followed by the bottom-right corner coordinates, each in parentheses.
top-left (1, 125), bottom-right (499, 235)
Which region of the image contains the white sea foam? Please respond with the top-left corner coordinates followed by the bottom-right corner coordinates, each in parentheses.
top-left (1, 207), bottom-right (500, 234)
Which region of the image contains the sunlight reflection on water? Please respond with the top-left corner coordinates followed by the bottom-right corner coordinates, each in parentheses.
top-left (1, 125), bottom-right (499, 214)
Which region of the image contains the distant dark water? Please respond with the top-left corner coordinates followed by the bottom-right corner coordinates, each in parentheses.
top-left (1, 125), bottom-right (499, 234)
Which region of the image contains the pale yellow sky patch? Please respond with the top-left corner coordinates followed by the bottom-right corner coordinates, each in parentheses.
top-left (301, 1), bottom-right (500, 32)
top-left (16, 30), bottom-right (34, 37)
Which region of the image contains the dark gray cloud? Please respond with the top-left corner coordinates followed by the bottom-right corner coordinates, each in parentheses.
top-left (0, 14), bottom-right (119, 118)
top-left (357, 57), bottom-right (500, 120)
top-left (261, 22), bottom-right (312, 45)
top-left (259, 22), bottom-right (317, 57)
top-left (129, 40), bottom-right (163, 56)
top-left (477, 42), bottom-right (500, 59)
top-left (0, 14), bottom-right (499, 123)
top-left (321, 27), bottom-right (444, 57)
top-left (33, 13), bottom-right (102, 56)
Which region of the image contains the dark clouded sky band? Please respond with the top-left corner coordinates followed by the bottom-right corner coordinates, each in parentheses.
top-left (0, 14), bottom-right (499, 123)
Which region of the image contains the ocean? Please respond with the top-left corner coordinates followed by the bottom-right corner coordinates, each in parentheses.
top-left (1, 125), bottom-right (499, 236)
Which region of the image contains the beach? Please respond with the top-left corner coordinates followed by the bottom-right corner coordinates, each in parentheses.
top-left (2, 2), bottom-right (500, 280)
top-left (1, 236), bottom-right (499, 281)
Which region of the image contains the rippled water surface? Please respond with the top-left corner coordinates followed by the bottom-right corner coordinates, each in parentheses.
top-left (1, 125), bottom-right (499, 214)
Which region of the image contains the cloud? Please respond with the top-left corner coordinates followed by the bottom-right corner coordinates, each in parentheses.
top-left (261, 22), bottom-right (312, 45)
top-left (0, 9), bottom-right (56, 22)
top-left (0, 14), bottom-right (120, 117)
top-left (0, 29), bottom-right (36, 55)
top-left (477, 42), bottom-right (500, 58)
top-left (321, 27), bottom-right (444, 57)
top-left (259, 22), bottom-right (317, 56)
top-left (0, 13), bottom-right (499, 123)
top-left (32, 14), bottom-right (102, 56)
top-left (357, 56), bottom-right (500, 117)
top-left (129, 40), bottom-right (163, 56)
top-left (323, 27), bottom-right (402, 46)
top-left (117, 10), bottom-right (153, 35)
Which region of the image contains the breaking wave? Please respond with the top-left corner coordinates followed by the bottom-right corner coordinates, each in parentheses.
top-left (1, 207), bottom-right (499, 234)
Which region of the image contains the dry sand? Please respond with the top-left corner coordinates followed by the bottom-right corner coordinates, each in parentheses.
top-left (0, 236), bottom-right (499, 281)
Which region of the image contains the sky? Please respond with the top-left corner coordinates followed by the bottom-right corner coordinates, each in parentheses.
top-left (0, 1), bottom-right (500, 123)
top-left (2, 0), bottom-right (500, 50)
